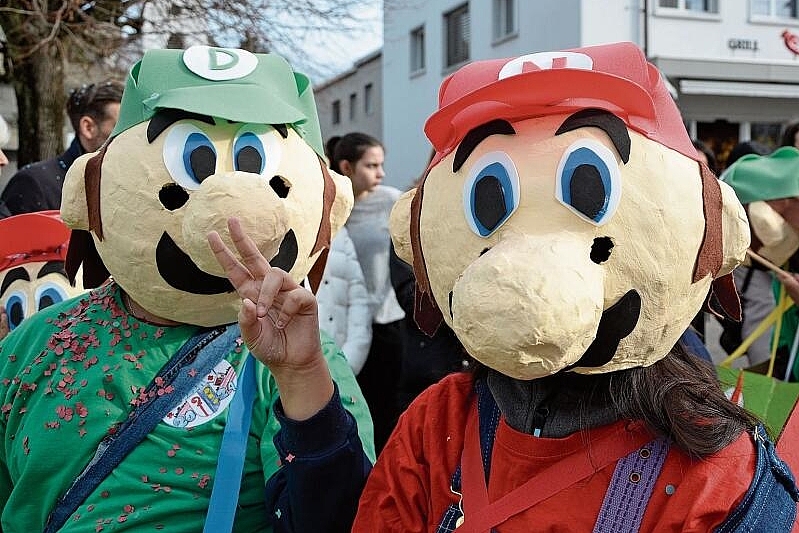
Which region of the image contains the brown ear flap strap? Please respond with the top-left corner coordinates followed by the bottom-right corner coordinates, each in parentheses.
top-left (65, 229), bottom-right (110, 289)
top-left (410, 178), bottom-right (428, 294)
top-left (311, 158), bottom-right (335, 256)
top-left (692, 163), bottom-right (723, 283)
top-left (410, 173), bottom-right (444, 336)
top-left (306, 248), bottom-right (329, 295)
top-left (704, 272), bottom-right (742, 321)
top-left (693, 163), bottom-right (741, 320)
top-left (414, 286), bottom-right (443, 337)
top-left (84, 145), bottom-right (108, 240)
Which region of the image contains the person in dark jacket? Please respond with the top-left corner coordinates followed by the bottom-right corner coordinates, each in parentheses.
top-left (0, 79), bottom-right (123, 217)
top-left (391, 244), bottom-right (470, 412)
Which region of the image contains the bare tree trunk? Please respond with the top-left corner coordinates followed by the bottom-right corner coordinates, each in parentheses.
top-left (1, 0), bottom-right (376, 167)
top-left (12, 43), bottom-right (65, 167)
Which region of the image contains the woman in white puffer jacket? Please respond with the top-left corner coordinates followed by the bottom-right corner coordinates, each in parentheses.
top-left (316, 226), bottom-right (373, 374)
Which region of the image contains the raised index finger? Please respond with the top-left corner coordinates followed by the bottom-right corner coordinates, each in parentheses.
top-left (207, 229), bottom-right (254, 295)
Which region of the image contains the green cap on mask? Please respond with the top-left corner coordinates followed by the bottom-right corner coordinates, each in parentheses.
top-left (112, 45), bottom-right (324, 158)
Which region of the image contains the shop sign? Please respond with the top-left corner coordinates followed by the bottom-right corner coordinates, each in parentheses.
top-left (728, 38), bottom-right (759, 51)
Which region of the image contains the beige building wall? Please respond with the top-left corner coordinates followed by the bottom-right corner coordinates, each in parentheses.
top-left (314, 50), bottom-right (383, 161)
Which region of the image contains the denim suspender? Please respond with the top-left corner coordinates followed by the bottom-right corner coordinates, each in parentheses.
top-left (44, 324), bottom-right (240, 533)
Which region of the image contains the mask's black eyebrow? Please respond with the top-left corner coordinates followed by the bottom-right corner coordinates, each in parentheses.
top-left (1, 267), bottom-right (30, 297)
top-left (147, 109), bottom-right (290, 143)
top-left (453, 119), bottom-right (516, 172)
top-left (147, 109), bottom-right (216, 143)
top-left (37, 261), bottom-right (68, 280)
top-left (236, 121), bottom-right (288, 139)
top-left (555, 109), bottom-right (630, 164)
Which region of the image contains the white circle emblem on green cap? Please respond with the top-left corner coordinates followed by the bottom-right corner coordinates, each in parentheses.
top-left (182, 45), bottom-right (258, 81)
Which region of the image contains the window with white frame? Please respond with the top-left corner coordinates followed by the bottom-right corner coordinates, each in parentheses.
top-left (349, 93), bottom-right (357, 121)
top-left (658, 0), bottom-right (719, 13)
top-left (364, 83), bottom-right (374, 115)
top-left (410, 25), bottom-right (426, 73)
top-left (493, 0), bottom-right (516, 41)
top-left (752, 0), bottom-right (798, 18)
top-left (445, 4), bottom-right (470, 68)
top-left (332, 100), bottom-right (341, 125)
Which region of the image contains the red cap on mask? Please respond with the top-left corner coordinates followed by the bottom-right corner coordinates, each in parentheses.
top-left (425, 41), bottom-right (697, 167)
top-left (0, 210), bottom-right (71, 271)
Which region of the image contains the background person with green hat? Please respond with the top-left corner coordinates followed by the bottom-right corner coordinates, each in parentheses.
top-left (721, 146), bottom-right (799, 377)
top-left (0, 45), bottom-right (374, 533)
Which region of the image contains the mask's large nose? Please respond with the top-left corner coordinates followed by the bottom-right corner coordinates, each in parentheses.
top-left (450, 233), bottom-right (605, 380)
top-left (179, 171), bottom-right (293, 274)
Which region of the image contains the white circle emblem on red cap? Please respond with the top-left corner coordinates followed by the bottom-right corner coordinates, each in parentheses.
top-left (498, 52), bottom-right (593, 81)
top-left (183, 45), bottom-right (258, 81)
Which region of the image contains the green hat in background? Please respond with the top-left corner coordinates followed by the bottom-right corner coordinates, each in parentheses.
top-left (112, 45), bottom-right (325, 158)
top-left (721, 146), bottom-right (799, 205)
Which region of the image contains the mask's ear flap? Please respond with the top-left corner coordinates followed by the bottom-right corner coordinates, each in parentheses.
top-left (60, 153), bottom-right (93, 231)
top-left (389, 189), bottom-right (416, 266)
top-left (326, 164), bottom-right (355, 241)
top-left (62, 146), bottom-right (111, 289)
top-left (717, 179), bottom-right (751, 278)
top-left (391, 187), bottom-right (445, 337)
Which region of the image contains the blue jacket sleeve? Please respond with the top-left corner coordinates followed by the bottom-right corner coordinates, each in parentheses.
top-left (264, 383), bottom-right (373, 533)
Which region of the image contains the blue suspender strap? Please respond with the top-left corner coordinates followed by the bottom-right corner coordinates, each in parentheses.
top-left (450, 378), bottom-right (501, 493)
top-left (204, 354), bottom-right (258, 532)
top-left (592, 437), bottom-right (669, 533)
top-left (475, 378), bottom-right (501, 484)
top-left (44, 324), bottom-right (241, 533)
top-left (439, 378), bottom-right (501, 533)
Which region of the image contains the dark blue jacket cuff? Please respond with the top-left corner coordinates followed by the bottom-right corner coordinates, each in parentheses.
top-left (273, 381), bottom-right (354, 456)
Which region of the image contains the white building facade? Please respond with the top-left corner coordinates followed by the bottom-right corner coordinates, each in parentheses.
top-left (382, 0), bottom-right (799, 190)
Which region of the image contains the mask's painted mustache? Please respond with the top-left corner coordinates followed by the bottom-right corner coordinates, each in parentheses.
top-left (155, 229), bottom-right (298, 295)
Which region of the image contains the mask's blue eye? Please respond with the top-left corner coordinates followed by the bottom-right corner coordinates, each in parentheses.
top-left (463, 151), bottom-right (520, 237)
top-left (163, 124), bottom-right (217, 190)
top-left (234, 132), bottom-right (265, 174)
top-left (183, 133), bottom-right (217, 182)
top-left (232, 125), bottom-right (283, 178)
top-left (4, 292), bottom-right (26, 330)
top-left (555, 139), bottom-right (621, 225)
top-left (36, 283), bottom-right (68, 311)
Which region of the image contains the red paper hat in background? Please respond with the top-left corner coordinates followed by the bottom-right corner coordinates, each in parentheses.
top-left (0, 210), bottom-right (71, 271)
top-left (425, 41), bottom-right (698, 167)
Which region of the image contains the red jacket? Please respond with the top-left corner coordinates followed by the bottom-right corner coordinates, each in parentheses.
top-left (354, 372), bottom-right (756, 532)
